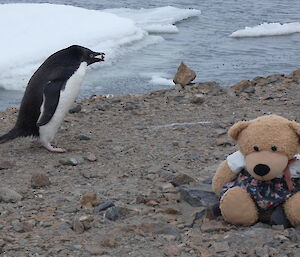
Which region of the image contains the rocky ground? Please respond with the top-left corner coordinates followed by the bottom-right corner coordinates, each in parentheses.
top-left (1, 68), bottom-right (300, 257)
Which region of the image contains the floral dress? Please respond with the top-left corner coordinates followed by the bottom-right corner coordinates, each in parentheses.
top-left (221, 151), bottom-right (300, 211)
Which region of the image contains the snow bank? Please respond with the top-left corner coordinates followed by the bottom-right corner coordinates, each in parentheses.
top-left (150, 75), bottom-right (175, 86)
top-left (230, 22), bottom-right (300, 38)
top-left (104, 6), bottom-right (201, 34)
top-left (0, 4), bottom-right (200, 91)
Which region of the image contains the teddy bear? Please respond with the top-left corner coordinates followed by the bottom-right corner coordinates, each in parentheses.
top-left (212, 114), bottom-right (300, 227)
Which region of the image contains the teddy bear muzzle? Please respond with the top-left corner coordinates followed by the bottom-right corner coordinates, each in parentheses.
top-left (246, 151), bottom-right (288, 180)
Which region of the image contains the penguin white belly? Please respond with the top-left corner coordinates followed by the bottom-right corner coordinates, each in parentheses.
top-left (39, 62), bottom-right (87, 144)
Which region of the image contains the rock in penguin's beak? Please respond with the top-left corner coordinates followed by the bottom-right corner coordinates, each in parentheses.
top-left (94, 52), bottom-right (105, 62)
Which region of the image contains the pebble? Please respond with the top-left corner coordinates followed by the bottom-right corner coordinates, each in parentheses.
top-left (213, 241), bottom-right (230, 253)
top-left (69, 104), bottom-right (82, 114)
top-left (31, 171), bottom-right (50, 188)
top-left (171, 173), bottom-right (196, 187)
top-left (0, 187), bottom-right (22, 203)
top-left (105, 206), bottom-right (120, 221)
top-left (59, 156), bottom-right (84, 166)
top-left (0, 160), bottom-right (15, 170)
top-left (85, 153), bottom-right (98, 162)
top-left (179, 185), bottom-right (218, 207)
top-left (78, 134), bottom-right (91, 141)
top-left (101, 236), bottom-right (116, 248)
top-left (163, 245), bottom-right (182, 256)
top-left (80, 193), bottom-right (99, 209)
top-left (190, 94), bottom-right (205, 105)
top-left (94, 200), bottom-right (115, 213)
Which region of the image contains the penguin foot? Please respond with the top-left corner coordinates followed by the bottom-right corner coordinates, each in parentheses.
top-left (43, 143), bottom-right (66, 153)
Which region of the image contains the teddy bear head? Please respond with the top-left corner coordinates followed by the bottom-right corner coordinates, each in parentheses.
top-left (228, 115), bottom-right (300, 180)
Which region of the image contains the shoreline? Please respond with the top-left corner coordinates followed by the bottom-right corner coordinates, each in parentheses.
top-left (0, 68), bottom-right (300, 256)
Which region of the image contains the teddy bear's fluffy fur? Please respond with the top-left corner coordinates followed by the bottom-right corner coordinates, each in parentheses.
top-left (212, 115), bottom-right (300, 226)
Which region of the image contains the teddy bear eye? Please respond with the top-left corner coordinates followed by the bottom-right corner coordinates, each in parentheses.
top-left (253, 146), bottom-right (260, 152)
top-left (271, 146), bottom-right (277, 152)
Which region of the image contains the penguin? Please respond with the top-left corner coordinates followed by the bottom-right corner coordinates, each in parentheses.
top-left (0, 45), bottom-right (105, 152)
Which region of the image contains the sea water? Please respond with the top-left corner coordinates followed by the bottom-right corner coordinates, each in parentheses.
top-left (0, 0), bottom-right (299, 110)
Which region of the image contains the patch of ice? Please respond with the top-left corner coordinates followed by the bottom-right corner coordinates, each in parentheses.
top-left (230, 22), bottom-right (300, 38)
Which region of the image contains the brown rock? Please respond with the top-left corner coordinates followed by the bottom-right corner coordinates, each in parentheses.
top-left (0, 160), bottom-right (15, 170)
top-left (101, 236), bottom-right (116, 248)
top-left (233, 80), bottom-right (252, 91)
top-left (160, 207), bottom-right (182, 215)
top-left (80, 193), bottom-right (99, 209)
top-left (173, 62), bottom-right (196, 86)
top-left (31, 171), bottom-right (50, 188)
top-left (85, 153), bottom-right (98, 162)
top-left (163, 245), bottom-right (182, 256)
top-left (291, 68), bottom-right (300, 78)
top-left (171, 173), bottom-right (196, 187)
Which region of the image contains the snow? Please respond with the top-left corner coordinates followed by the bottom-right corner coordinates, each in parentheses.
top-left (150, 75), bottom-right (175, 86)
top-left (104, 6), bottom-right (201, 34)
top-left (230, 22), bottom-right (300, 38)
top-left (0, 4), bottom-right (200, 91)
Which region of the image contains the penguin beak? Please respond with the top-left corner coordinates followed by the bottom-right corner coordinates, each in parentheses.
top-left (94, 52), bottom-right (105, 62)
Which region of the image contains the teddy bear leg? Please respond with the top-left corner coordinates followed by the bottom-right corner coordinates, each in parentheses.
top-left (220, 186), bottom-right (258, 226)
top-left (284, 192), bottom-right (300, 227)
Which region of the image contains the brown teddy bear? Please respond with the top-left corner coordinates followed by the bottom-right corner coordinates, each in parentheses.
top-left (212, 115), bottom-right (300, 226)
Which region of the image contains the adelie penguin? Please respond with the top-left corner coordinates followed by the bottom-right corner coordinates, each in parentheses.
top-left (0, 45), bottom-right (105, 152)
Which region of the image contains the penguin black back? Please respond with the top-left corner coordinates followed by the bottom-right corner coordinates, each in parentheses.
top-left (0, 45), bottom-right (104, 144)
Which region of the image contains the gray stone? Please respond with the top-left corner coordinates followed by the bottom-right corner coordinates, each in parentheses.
top-left (139, 222), bottom-right (181, 240)
top-left (105, 206), bottom-right (119, 221)
top-left (0, 187), bottom-right (22, 203)
top-left (78, 134), bottom-right (91, 141)
top-left (72, 216), bottom-right (85, 234)
top-left (59, 156), bottom-right (84, 166)
top-left (94, 200), bottom-right (115, 213)
top-left (97, 104), bottom-right (112, 111)
top-left (69, 104), bottom-right (82, 114)
top-left (179, 185), bottom-right (218, 207)
top-left (173, 62), bottom-right (196, 86)
top-left (190, 94), bottom-right (205, 105)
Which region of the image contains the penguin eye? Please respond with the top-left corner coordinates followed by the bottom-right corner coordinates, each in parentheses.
top-left (271, 146), bottom-right (277, 152)
top-left (89, 53), bottom-right (94, 58)
top-left (253, 146), bottom-right (260, 152)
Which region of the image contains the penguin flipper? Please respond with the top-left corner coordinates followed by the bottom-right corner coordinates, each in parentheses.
top-left (37, 80), bottom-right (64, 127)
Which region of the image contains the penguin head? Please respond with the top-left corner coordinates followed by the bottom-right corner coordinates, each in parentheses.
top-left (68, 45), bottom-right (105, 65)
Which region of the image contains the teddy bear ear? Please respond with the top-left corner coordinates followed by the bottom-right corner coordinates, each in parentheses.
top-left (228, 121), bottom-right (250, 141)
top-left (289, 121), bottom-right (300, 138)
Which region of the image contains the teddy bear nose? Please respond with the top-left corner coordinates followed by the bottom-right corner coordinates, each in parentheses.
top-left (253, 164), bottom-right (270, 176)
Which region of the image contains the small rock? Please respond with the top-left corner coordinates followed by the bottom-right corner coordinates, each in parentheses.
top-left (72, 216), bottom-right (85, 234)
top-left (190, 94), bottom-right (205, 105)
top-left (69, 104), bottom-right (82, 114)
top-left (80, 193), bottom-right (99, 209)
top-left (139, 222), bottom-right (181, 240)
top-left (59, 156), bottom-right (84, 166)
top-left (173, 62), bottom-right (196, 86)
top-left (31, 171), bottom-right (50, 188)
top-left (216, 138), bottom-right (232, 146)
top-left (101, 236), bottom-right (116, 248)
top-left (201, 220), bottom-right (229, 233)
top-left (171, 174), bottom-right (196, 187)
top-left (85, 153), bottom-right (98, 162)
top-left (105, 206), bottom-right (120, 221)
top-left (233, 80), bottom-right (252, 91)
top-left (94, 200), bottom-right (115, 213)
top-left (164, 245), bottom-right (182, 256)
top-left (179, 185), bottom-right (218, 207)
top-left (0, 160), bottom-right (15, 170)
top-left (136, 194), bottom-right (147, 204)
top-left (159, 183), bottom-right (175, 192)
top-left (78, 134), bottom-right (91, 141)
top-left (0, 187), bottom-right (22, 203)
top-left (213, 241), bottom-right (230, 253)
top-left (85, 245), bottom-right (107, 256)
top-left (97, 104), bottom-right (112, 111)
top-left (145, 200), bottom-right (159, 207)
top-left (160, 207), bottom-right (182, 215)
top-left (291, 68), bottom-right (300, 79)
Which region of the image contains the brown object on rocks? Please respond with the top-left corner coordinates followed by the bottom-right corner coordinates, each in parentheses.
top-left (173, 62), bottom-right (196, 86)
top-left (291, 68), bottom-right (300, 79)
top-left (171, 173), bottom-right (196, 187)
top-left (80, 193), bottom-right (99, 209)
top-left (31, 171), bottom-right (50, 188)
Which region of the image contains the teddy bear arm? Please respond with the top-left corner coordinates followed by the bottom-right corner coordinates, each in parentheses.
top-left (212, 160), bottom-right (237, 195)
top-left (284, 192), bottom-right (300, 227)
